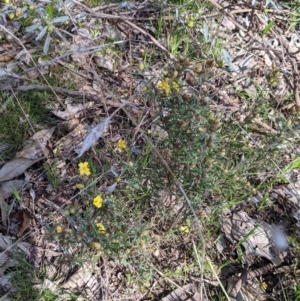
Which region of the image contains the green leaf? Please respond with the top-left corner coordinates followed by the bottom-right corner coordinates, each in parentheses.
top-left (283, 157), bottom-right (300, 173)
top-left (263, 20), bottom-right (275, 36)
top-left (276, 157), bottom-right (300, 183)
top-left (46, 3), bottom-right (54, 18)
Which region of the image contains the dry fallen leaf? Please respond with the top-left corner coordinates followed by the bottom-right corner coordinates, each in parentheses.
top-left (0, 158), bottom-right (40, 182)
top-left (0, 143), bottom-right (11, 154)
top-left (94, 55), bottom-right (114, 72)
top-left (17, 211), bottom-right (31, 238)
top-left (52, 102), bottom-right (94, 120)
top-left (161, 284), bottom-right (200, 301)
top-left (0, 252), bottom-right (8, 266)
top-left (0, 180), bottom-right (25, 227)
top-left (221, 17), bottom-right (236, 30)
top-left (0, 180), bottom-right (24, 199)
top-left (228, 274), bottom-right (267, 301)
top-left (222, 211), bottom-right (282, 266)
top-left (0, 234), bottom-right (28, 299)
top-left (0, 234), bottom-right (14, 251)
top-left (0, 197), bottom-right (9, 228)
top-left (0, 128), bottom-right (54, 182)
top-left (16, 127), bottom-right (55, 159)
top-left (0, 292), bottom-right (11, 301)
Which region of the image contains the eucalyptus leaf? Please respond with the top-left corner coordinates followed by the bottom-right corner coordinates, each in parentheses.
top-left (52, 16), bottom-right (69, 23)
top-left (222, 49), bottom-right (233, 71)
top-left (118, 1), bottom-right (128, 9)
top-left (265, 0), bottom-right (271, 6)
top-left (105, 182), bottom-right (117, 193)
top-left (75, 118), bottom-right (110, 159)
top-left (203, 24), bottom-right (209, 42)
top-left (26, 23), bottom-right (41, 33)
top-left (269, 1), bottom-right (279, 11)
top-left (36, 26), bottom-right (47, 41)
top-left (130, 146), bottom-right (141, 154)
top-left (110, 166), bottom-right (118, 176)
top-left (78, 28), bottom-right (89, 37)
top-left (124, 180), bottom-right (140, 190)
top-left (65, 0), bottom-right (75, 8)
top-left (43, 32), bottom-right (51, 54)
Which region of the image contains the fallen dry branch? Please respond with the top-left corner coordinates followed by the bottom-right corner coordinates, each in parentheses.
top-left (161, 284), bottom-right (197, 301)
top-left (0, 84), bottom-right (128, 107)
top-left (72, 0), bottom-right (176, 61)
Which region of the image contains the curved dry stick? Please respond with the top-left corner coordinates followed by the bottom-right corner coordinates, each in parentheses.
top-left (0, 84), bottom-right (142, 114)
top-left (161, 284), bottom-right (195, 301)
top-left (72, 0), bottom-right (176, 61)
top-left (205, 0), bottom-right (260, 39)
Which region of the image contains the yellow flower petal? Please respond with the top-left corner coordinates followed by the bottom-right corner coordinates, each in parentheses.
top-left (56, 226), bottom-right (62, 233)
top-left (93, 195), bottom-right (103, 208)
top-left (96, 222), bottom-right (105, 234)
top-left (78, 162), bottom-right (91, 176)
top-left (116, 139), bottom-right (128, 153)
top-left (179, 225), bottom-right (189, 233)
top-left (90, 241), bottom-right (102, 250)
top-left (172, 81), bottom-right (180, 91)
top-left (261, 282), bottom-right (267, 290)
top-left (157, 81), bottom-right (171, 96)
top-left (76, 183), bottom-right (85, 189)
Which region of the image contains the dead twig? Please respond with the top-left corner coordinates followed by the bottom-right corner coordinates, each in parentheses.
top-left (39, 197), bottom-right (78, 229)
top-left (252, 118), bottom-right (278, 134)
top-left (72, 0), bottom-right (176, 61)
top-left (278, 35), bottom-right (300, 107)
top-left (160, 284), bottom-right (196, 301)
top-left (204, 0), bottom-right (254, 38)
top-left (18, 41), bottom-right (125, 77)
top-left (229, 264), bottom-right (249, 298)
top-left (290, 58), bottom-right (300, 107)
top-left (0, 84), bottom-right (142, 114)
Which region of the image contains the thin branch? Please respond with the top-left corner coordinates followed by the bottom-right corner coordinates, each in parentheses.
top-left (72, 0), bottom-right (176, 61)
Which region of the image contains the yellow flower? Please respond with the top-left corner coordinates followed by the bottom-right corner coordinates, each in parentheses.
top-left (157, 81), bottom-right (170, 96)
top-left (96, 222), bottom-right (105, 234)
top-left (93, 195), bottom-right (103, 208)
top-left (187, 20), bottom-right (194, 28)
top-left (76, 183), bottom-right (84, 189)
top-left (179, 225), bottom-right (189, 233)
top-left (172, 81), bottom-right (180, 91)
top-left (78, 162), bottom-right (91, 176)
top-left (56, 226), bottom-right (62, 233)
top-left (116, 139), bottom-right (128, 153)
top-left (138, 239), bottom-right (146, 249)
top-left (90, 241), bottom-right (102, 250)
top-left (261, 282), bottom-right (267, 290)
